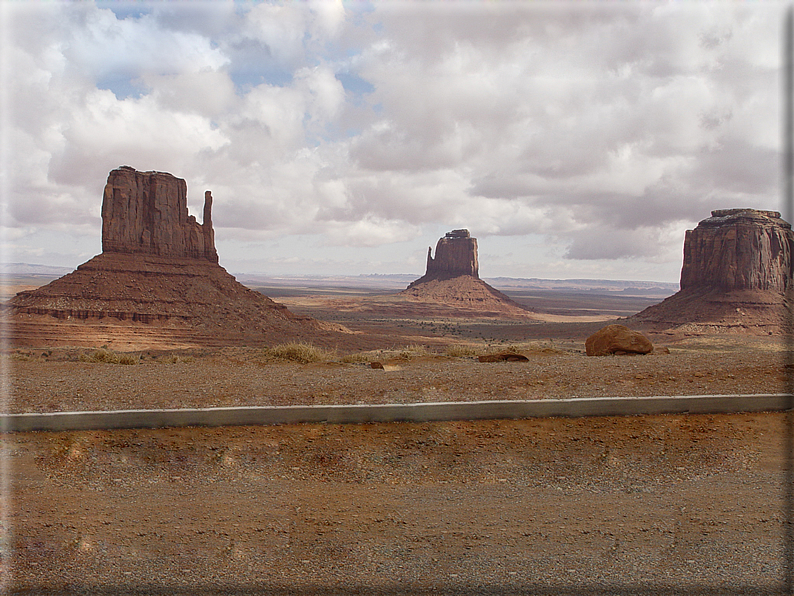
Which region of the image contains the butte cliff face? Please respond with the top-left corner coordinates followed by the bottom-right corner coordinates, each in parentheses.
top-left (422, 229), bottom-right (479, 280)
top-left (401, 229), bottom-right (530, 317)
top-left (679, 209), bottom-right (792, 292)
top-left (102, 166), bottom-right (218, 262)
top-left (632, 208), bottom-right (793, 334)
top-left (9, 166), bottom-right (343, 349)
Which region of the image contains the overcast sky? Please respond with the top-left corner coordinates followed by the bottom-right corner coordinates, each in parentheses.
top-left (0, 1), bottom-right (784, 282)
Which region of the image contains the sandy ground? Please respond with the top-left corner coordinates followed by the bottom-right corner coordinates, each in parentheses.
top-left (7, 342), bottom-right (788, 413)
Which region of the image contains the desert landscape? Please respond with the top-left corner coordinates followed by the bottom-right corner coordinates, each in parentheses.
top-left (3, 167), bottom-right (791, 594)
top-left (5, 271), bottom-right (790, 594)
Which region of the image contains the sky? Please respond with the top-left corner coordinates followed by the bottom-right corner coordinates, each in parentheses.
top-left (0, 1), bottom-right (785, 283)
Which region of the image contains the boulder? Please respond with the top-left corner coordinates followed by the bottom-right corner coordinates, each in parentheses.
top-left (585, 324), bottom-right (653, 356)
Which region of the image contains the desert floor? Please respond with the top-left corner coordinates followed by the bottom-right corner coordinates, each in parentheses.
top-left (7, 412), bottom-right (789, 594)
top-left (4, 278), bottom-right (792, 594)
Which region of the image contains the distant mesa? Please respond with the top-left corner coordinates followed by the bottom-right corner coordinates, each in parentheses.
top-left (631, 209), bottom-right (793, 334)
top-left (411, 228), bottom-right (479, 284)
top-left (401, 229), bottom-right (531, 317)
top-left (8, 166), bottom-right (343, 349)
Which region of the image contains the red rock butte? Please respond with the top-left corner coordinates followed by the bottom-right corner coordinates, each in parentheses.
top-left (401, 229), bottom-right (531, 317)
top-left (101, 166), bottom-right (218, 262)
top-left (632, 208), bottom-right (793, 334)
top-left (7, 166), bottom-right (347, 350)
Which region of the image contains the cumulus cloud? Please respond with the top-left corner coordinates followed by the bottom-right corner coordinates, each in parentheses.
top-left (3, 1), bottom-right (785, 279)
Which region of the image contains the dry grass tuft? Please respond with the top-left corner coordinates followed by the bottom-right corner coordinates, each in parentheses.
top-left (397, 344), bottom-right (430, 360)
top-left (340, 345), bottom-right (432, 364)
top-left (263, 342), bottom-right (337, 364)
top-left (79, 348), bottom-right (139, 365)
top-left (444, 344), bottom-right (479, 358)
top-left (340, 351), bottom-right (381, 364)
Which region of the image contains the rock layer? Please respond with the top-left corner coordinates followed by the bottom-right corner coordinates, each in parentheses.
top-left (631, 209), bottom-right (793, 334)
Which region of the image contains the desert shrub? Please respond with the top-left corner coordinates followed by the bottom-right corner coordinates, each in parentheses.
top-left (10, 351), bottom-right (32, 361)
top-left (445, 344), bottom-right (478, 358)
top-left (116, 354), bottom-right (139, 365)
top-left (79, 348), bottom-right (138, 365)
top-left (263, 342), bottom-right (336, 364)
top-left (340, 345), bottom-right (432, 364)
top-left (481, 341), bottom-right (567, 356)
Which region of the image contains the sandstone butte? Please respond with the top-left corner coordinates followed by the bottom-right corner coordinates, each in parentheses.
top-left (631, 208), bottom-right (793, 334)
top-left (401, 229), bottom-right (532, 317)
top-left (7, 166), bottom-right (350, 350)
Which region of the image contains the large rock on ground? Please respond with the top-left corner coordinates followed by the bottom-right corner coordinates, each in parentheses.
top-left (585, 324), bottom-right (653, 356)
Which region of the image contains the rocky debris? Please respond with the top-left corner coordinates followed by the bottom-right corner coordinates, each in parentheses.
top-left (102, 166), bottom-right (218, 262)
top-left (401, 230), bottom-right (531, 317)
top-left (10, 408), bottom-right (782, 590)
top-left (478, 352), bottom-right (529, 363)
top-left (369, 361), bottom-right (402, 371)
top-left (8, 167), bottom-right (347, 349)
top-left (585, 324), bottom-right (653, 356)
top-left (631, 209), bottom-right (793, 335)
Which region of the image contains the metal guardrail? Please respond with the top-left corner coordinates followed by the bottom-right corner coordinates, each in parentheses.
top-left (1, 394), bottom-right (790, 433)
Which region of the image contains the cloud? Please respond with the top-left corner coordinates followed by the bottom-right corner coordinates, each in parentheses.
top-left (3, 2), bottom-right (785, 279)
